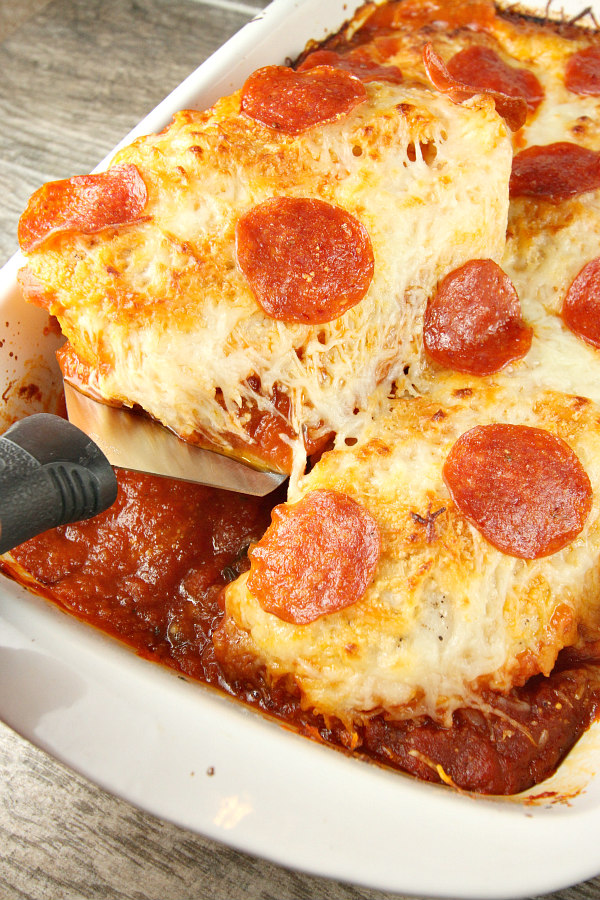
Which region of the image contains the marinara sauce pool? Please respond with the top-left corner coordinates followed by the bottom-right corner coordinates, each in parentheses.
top-left (4, 467), bottom-right (600, 796)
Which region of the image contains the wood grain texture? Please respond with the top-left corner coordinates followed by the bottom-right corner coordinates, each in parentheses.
top-left (0, 0), bottom-right (52, 43)
top-left (1, 723), bottom-right (408, 900)
top-left (2, 1), bottom-right (600, 898)
top-left (0, 0), bottom-right (265, 267)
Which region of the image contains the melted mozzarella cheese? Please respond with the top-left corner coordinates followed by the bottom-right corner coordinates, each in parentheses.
top-left (501, 193), bottom-right (600, 404)
top-left (221, 376), bottom-right (600, 726)
top-left (362, 4), bottom-right (600, 404)
top-left (20, 1), bottom-right (600, 740)
top-left (22, 82), bottom-right (511, 473)
top-left (218, 6), bottom-right (600, 727)
top-left (496, 25), bottom-right (600, 403)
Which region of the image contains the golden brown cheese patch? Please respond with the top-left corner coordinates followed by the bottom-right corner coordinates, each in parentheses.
top-left (330, 0), bottom-right (600, 409)
top-left (19, 0), bottom-right (600, 778)
top-left (218, 375), bottom-right (600, 727)
top-left (19, 76), bottom-right (511, 473)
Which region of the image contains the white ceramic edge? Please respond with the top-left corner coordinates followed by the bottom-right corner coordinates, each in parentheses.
top-left (3, 1), bottom-right (600, 897)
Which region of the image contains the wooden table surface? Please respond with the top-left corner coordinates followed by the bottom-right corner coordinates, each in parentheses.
top-left (2, 2), bottom-right (600, 898)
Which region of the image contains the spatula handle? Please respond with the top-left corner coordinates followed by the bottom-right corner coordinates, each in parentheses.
top-left (0, 413), bottom-right (118, 554)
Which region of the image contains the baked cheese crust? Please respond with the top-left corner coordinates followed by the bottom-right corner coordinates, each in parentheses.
top-left (19, 80), bottom-right (510, 474)
top-left (218, 374), bottom-right (600, 726)
top-left (16, 0), bottom-right (600, 787)
top-left (215, 4), bottom-right (600, 731)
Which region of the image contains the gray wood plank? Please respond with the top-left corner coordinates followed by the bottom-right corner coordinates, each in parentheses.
top-left (2, 1), bottom-right (600, 898)
top-left (0, 721), bottom-right (417, 900)
top-left (0, 0), bottom-right (52, 43)
top-left (0, 0), bottom-right (266, 265)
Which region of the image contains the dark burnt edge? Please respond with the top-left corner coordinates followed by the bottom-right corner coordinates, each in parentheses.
top-left (292, 0), bottom-right (600, 71)
top-left (497, 1), bottom-right (600, 35)
top-left (215, 646), bottom-right (600, 796)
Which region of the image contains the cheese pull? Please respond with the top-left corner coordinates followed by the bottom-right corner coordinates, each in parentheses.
top-left (0, 414), bottom-right (117, 554)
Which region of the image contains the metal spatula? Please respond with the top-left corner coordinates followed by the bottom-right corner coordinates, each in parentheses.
top-left (0, 389), bottom-right (286, 555)
top-left (63, 384), bottom-right (286, 495)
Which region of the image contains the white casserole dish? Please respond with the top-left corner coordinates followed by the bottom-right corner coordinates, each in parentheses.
top-left (2, 1), bottom-right (600, 896)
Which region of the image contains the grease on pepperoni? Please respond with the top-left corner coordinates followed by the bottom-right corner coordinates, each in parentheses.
top-left (247, 489), bottom-right (381, 624)
top-left (297, 49), bottom-right (403, 84)
top-left (423, 259), bottom-right (532, 375)
top-left (443, 424), bottom-right (592, 559)
top-left (236, 197), bottom-right (374, 324)
top-left (363, 0), bottom-right (497, 32)
top-left (240, 65), bottom-right (366, 135)
top-left (565, 46), bottom-right (600, 95)
top-left (446, 45), bottom-right (543, 113)
top-left (18, 164), bottom-right (148, 252)
top-left (562, 257), bottom-right (600, 348)
top-left (510, 142), bottom-right (600, 200)
top-left (423, 43), bottom-right (527, 132)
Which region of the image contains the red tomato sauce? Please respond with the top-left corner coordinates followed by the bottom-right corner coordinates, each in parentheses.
top-left (4, 468), bottom-right (600, 796)
top-left (6, 470), bottom-right (282, 683)
top-left (8, 0), bottom-right (600, 797)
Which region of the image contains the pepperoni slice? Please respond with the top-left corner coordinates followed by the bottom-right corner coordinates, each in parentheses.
top-left (297, 49), bottom-right (403, 84)
top-left (240, 65), bottom-right (367, 135)
top-left (446, 45), bottom-right (543, 113)
top-left (423, 259), bottom-right (532, 375)
top-left (361, 0), bottom-right (496, 33)
top-left (247, 489), bottom-right (381, 624)
top-left (423, 43), bottom-right (528, 132)
top-left (562, 257), bottom-right (600, 348)
top-left (236, 197), bottom-right (374, 324)
top-left (510, 142), bottom-right (600, 200)
top-left (443, 424), bottom-right (592, 559)
top-left (565, 46), bottom-right (600, 95)
top-left (18, 164), bottom-right (148, 253)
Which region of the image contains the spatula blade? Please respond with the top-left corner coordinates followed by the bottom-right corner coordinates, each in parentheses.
top-left (64, 383), bottom-right (287, 496)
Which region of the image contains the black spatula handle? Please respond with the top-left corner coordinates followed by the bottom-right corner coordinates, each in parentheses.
top-left (0, 413), bottom-right (118, 554)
